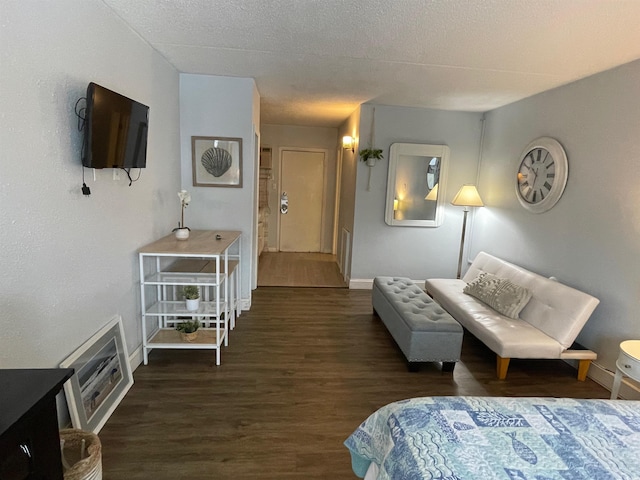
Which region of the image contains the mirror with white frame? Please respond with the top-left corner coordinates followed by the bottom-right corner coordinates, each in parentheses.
top-left (384, 143), bottom-right (449, 227)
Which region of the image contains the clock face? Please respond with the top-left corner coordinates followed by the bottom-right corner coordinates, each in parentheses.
top-left (515, 137), bottom-right (568, 213)
top-left (517, 147), bottom-right (555, 204)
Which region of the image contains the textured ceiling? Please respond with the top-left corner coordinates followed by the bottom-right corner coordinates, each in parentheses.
top-left (102, 0), bottom-right (640, 127)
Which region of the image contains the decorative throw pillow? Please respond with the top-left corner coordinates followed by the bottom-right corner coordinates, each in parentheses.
top-left (463, 273), bottom-right (532, 319)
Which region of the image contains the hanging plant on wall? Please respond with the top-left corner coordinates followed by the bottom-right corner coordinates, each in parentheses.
top-left (359, 148), bottom-right (384, 167)
top-left (361, 107), bottom-right (384, 190)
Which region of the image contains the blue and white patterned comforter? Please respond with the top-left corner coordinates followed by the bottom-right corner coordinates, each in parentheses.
top-left (344, 396), bottom-right (640, 479)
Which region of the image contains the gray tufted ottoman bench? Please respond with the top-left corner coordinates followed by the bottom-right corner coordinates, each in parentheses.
top-left (372, 276), bottom-right (463, 372)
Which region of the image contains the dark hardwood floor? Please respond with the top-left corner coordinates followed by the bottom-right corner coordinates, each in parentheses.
top-left (99, 287), bottom-right (608, 479)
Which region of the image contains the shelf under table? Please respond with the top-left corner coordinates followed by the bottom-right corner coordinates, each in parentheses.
top-left (145, 301), bottom-right (229, 317)
top-left (145, 328), bottom-right (228, 365)
top-left (147, 328), bottom-right (227, 348)
top-left (144, 271), bottom-right (228, 286)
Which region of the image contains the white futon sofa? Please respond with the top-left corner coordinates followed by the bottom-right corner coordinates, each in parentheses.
top-left (425, 252), bottom-right (600, 380)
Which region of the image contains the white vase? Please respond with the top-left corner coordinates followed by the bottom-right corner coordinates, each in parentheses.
top-left (185, 298), bottom-right (200, 312)
top-left (366, 158), bottom-right (377, 167)
top-left (175, 228), bottom-right (190, 240)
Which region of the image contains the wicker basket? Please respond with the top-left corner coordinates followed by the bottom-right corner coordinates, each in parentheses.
top-left (60, 429), bottom-right (102, 480)
top-left (181, 331), bottom-right (198, 342)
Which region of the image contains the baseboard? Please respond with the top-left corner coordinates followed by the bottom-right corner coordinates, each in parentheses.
top-left (349, 278), bottom-right (426, 290)
top-left (585, 361), bottom-right (640, 399)
top-left (349, 279), bottom-right (372, 289)
top-left (129, 345), bottom-right (143, 373)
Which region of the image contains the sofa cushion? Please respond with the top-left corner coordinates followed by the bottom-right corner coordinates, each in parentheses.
top-left (463, 273), bottom-right (532, 319)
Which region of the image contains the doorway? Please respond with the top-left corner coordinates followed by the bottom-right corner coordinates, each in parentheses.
top-left (257, 147), bottom-right (345, 288)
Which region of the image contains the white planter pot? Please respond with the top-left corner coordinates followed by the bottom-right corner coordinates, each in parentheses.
top-left (366, 158), bottom-right (377, 167)
top-left (185, 298), bottom-right (200, 312)
top-left (175, 228), bottom-right (190, 240)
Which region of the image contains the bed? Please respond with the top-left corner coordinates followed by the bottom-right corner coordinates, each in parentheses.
top-left (344, 396), bottom-right (640, 479)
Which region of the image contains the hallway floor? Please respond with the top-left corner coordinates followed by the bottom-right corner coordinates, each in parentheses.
top-left (257, 252), bottom-right (346, 287)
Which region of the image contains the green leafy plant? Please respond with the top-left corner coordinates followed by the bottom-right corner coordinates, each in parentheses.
top-left (359, 148), bottom-right (384, 162)
top-left (182, 285), bottom-right (200, 300)
top-left (176, 319), bottom-right (200, 334)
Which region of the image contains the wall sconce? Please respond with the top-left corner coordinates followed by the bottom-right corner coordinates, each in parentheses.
top-left (342, 135), bottom-right (355, 153)
top-left (451, 185), bottom-right (484, 279)
top-left (393, 198), bottom-right (399, 211)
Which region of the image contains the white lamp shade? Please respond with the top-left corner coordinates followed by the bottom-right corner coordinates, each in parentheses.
top-left (451, 185), bottom-right (484, 207)
top-left (342, 136), bottom-right (354, 149)
top-left (424, 183), bottom-right (438, 201)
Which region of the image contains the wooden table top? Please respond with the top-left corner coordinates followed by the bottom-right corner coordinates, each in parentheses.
top-left (138, 230), bottom-right (241, 256)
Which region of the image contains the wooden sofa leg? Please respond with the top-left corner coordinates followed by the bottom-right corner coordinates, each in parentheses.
top-left (577, 359), bottom-right (591, 381)
top-left (496, 356), bottom-right (510, 380)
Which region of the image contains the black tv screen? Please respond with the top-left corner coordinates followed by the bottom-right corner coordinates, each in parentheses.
top-left (82, 82), bottom-right (149, 169)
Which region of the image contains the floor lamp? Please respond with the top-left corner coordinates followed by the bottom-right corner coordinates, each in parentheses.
top-left (451, 185), bottom-right (484, 279)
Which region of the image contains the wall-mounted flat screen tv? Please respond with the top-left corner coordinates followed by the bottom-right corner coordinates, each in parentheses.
top-left (82, 82), bottom-right (149, 169)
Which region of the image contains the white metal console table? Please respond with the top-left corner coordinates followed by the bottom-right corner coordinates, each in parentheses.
top-left (138, 230), bottom-right (241, 366)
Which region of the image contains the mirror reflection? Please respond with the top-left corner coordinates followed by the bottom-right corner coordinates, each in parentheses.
top-left (385, 143), bottom-right (449, 227)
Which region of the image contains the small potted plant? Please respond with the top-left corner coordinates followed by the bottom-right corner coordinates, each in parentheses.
top-left (182, 285), bottom-right (200, 312)
top-left (359, 148), bottom-right (384, 167)
top-left (176, 319), bottom-right (200, 342)
top-left (172, 190), bottom-right (191, 240)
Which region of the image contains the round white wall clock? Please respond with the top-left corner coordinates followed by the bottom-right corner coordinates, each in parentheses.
top-left (515, 137), bottom-right (568, 213)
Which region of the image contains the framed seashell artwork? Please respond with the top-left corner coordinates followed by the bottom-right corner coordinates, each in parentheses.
top-left (191, 136), bottom-right (243, 187)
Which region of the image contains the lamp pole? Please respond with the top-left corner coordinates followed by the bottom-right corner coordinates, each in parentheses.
top-left (457, 207), bottom-right (469, 279)
top-left (451, 185), bottom-right (483, 279)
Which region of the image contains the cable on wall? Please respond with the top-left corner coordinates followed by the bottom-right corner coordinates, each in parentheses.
top-left (122, 168), bottom-right (142, 186)
top-left (75, 97), bottom-right (91, 196)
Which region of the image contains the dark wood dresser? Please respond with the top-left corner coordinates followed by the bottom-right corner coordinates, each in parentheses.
top-left (0, 368), bottom-right (74, 480)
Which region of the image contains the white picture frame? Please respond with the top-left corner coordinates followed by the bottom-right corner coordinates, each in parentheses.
top-left (191, 136), bottom-right (243, 187)
top-left (60, 315), bottom-right (133, 433)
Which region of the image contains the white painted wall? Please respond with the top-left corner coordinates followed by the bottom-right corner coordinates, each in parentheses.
top-left (350, 105), bottom-right (483, 283)
top-left (474, 59), bottom-right (640, 377)
top-left (260, 124), bottom-right (338, 253)
top-left (179, 74), bottom-right (259, 304)
top-left (0, 1), bottom-right (180, 368)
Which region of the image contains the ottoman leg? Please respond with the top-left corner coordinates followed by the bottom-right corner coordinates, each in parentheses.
top-left (407, 362), bottom-right (420, 372)
top-left (442, 362), bottom-right (456, 372)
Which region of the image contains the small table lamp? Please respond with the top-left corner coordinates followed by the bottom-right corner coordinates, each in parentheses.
top-left (451, 185), bottom-right (484, 279)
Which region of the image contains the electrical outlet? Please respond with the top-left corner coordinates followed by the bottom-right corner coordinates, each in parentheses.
top-left (113, 169), bottom-right (120, 181)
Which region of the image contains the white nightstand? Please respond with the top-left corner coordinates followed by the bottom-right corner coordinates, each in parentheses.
top-left (610, 340), bottom-right (640, 400)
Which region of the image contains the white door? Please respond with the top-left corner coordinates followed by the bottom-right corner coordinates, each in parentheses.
top-left (279, 150), bottom-right (325, 252)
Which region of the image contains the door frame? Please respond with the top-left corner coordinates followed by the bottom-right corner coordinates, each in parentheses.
top-left (276, 147), bottom-right (329, 252)
top-left (332, 146), bottom-right (343, 255)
